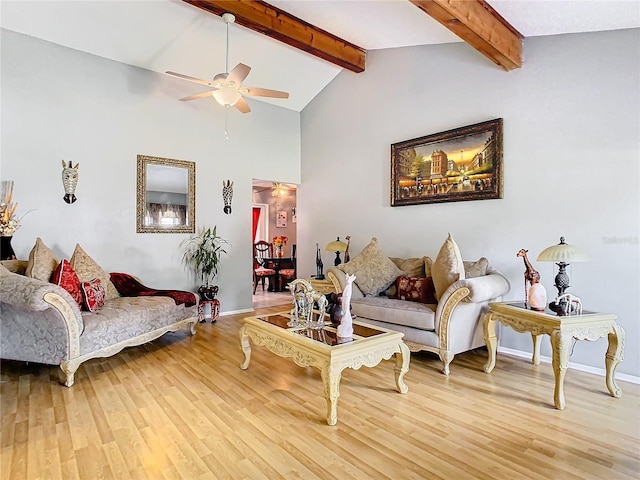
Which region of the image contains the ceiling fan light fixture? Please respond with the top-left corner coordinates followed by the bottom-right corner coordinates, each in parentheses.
top-left (212, 87), bottom-right (241, 107)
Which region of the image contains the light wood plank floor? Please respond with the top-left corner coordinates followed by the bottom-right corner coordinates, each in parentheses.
top-left (2, 304), bottom-right (639, 479)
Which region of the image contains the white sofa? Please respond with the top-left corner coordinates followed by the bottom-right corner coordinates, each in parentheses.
top-left (326, 236), bottom-right (510, 374)
top-left (0, 260), bottom-right (198, 386)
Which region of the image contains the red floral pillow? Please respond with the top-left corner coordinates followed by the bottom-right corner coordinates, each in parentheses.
top-left (50, 259), bottom-right (82, 308)
top-left (81, 278), bottom-right (106, 312)
top-left (396, 276), bottom-right (437, 304)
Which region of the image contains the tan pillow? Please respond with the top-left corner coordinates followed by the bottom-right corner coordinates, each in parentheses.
top-left (338, 237), bottom-right (402, 296)
top-left (425, 257), bottom-right (433, 278)
top-left (390, 257), bottom-right (429, 278)
top-left (25, 237), bottom-right (59, 281)
top-left (70, 244), bottom-right (119, 301)
top-left (432, 233), bottom-right (465, 301)
top-left (1, 259), bottom-right (28, 275)
top-left (464, 257), bottom-right (489, 278)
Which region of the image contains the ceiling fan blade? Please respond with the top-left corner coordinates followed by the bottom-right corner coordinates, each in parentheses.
top-left (179, 91), bottom-right (216, 102)
top-left (243, 87), bottom-right (289, 99)
top-left (227, 63), bottom-right (251, 86)
top-left (166, 71), bottom-right (215, 87)
top-left (234, 96), bottom-right (251, 114)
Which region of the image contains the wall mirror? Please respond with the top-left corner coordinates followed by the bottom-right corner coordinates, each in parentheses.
top-left (136, 155), bottom-right (196, 233)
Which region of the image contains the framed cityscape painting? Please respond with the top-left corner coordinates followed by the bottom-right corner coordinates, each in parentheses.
top-left (391, 118), bottom-right (503, 206)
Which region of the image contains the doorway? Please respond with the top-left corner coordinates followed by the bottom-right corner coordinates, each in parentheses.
top-left (252, 179), bottom-right (297, 308)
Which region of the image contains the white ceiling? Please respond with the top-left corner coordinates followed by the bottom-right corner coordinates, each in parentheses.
top-left (2, 0), bottom-right (638, 112)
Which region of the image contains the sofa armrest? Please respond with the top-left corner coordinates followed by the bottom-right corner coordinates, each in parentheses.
top-left (434, 270), bottom-right (510, 358)
top-left (326, 267), bottom-right (365, 299)
top-left (449, 270), bottom-right (511, 304)
top-left (0, 267), bottom-right (84, 340)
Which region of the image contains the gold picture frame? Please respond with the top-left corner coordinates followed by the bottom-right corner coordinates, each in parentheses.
top-left (391, 118), bottom-right (503, 206)
top-left (136, 155), bottom-right (196, 233)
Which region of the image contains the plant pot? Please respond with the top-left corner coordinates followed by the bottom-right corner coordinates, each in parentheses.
top-left (198, 285), bottom-right (219, 301)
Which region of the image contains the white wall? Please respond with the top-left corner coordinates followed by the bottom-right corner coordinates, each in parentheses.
top-left (1, 29), bottom-right (301, 313)
top-left (299, 29), bottom-right (640, 376)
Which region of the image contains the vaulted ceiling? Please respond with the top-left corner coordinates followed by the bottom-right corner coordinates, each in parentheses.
top-left (2, 0), bottom-right (638, 112)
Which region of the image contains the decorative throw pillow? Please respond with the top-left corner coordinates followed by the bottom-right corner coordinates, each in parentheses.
top-left (80, 278), bottom-right (106, 312)
top-left (338, 237), bottom-right (403, 296)
top-left (70, 244), bottom-right (119, 300)
top-left (389, 256), bottom-right (429, 278)
top-left (464, 257), bottom-right (489, 278)
top-left (50, 259), bottom-right (82, 308)
top-left (431, 233), bottom-right (465, 301)
top-left (25, 237), bottom-right (59, 281)
top-left (396, 276), bottom-right (437, 304)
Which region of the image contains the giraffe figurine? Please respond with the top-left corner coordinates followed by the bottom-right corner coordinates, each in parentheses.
top-left (517, 248), bottom-right (545, 310)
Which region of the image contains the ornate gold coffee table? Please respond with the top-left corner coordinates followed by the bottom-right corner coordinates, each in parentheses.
top-left (240, 313), bottom-right (410, 425)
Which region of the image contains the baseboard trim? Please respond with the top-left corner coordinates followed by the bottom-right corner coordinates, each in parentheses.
top-left (497, 346), bottom-right (640, 385)
top-left (219, 308), bottom-right (254, 317)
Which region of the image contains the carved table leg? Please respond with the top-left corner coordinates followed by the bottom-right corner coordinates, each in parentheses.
top-left (321, 365), bottom-right (342, 426)
top-left (239, 326), bottom-right (252, 370)
top-left (550, 330), bottom-right (571, 409)
top-left (605, 324), bottom-right (625, 398)
top-left (483, 312), bottom-right (498, 373)
top-left (198, 303), bottom-right (206, 323)
top-left (394, 342), bottom-right (410, 394)
top-left (531, 333), bottom-right (542, 366)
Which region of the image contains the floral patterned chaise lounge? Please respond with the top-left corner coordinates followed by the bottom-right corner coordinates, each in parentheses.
top-left (0, 239), bottom-right (198, 387)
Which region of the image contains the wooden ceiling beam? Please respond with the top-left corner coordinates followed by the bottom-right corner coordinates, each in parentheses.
top-left (182, 0), bottom-right (366, 72)
top-left (409, 0), bottom-right (523, 71)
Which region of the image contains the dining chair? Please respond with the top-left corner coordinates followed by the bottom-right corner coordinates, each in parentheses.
top-left (253, 241), bottom-right (276, 294)
top-left (278, 244), bottom-right (297, 291)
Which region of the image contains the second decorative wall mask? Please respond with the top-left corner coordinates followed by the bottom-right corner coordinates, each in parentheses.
top-left (222, 180), bottom-right (234, 214)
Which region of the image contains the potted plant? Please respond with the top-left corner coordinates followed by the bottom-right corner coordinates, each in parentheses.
top-left (182, 226), bottom-right (229, 301)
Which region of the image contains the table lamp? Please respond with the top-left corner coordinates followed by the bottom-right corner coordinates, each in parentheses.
top-left (536, 236), bottom-right (589, 298)
top-left (326, 237), bottom-right (348, 266)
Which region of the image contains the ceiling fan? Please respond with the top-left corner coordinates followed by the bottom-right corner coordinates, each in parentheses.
top-left (166, 13), bottom-right (289, 114)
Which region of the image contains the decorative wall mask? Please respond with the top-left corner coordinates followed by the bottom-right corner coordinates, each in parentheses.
top-left (222, 180), bottom-right (234, 214)
top-left (61, 160), bottom-right (79, 204)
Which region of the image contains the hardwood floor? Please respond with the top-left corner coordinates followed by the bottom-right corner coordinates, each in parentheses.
top-left (2, 304), bottom-right (639, 479)
top-left (251, 288), bottom-right (291, 310)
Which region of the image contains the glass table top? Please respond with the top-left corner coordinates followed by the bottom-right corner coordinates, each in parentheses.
top-left (255, 313), bottom-right (385, 346)
top-left (502, 301), bottom-right (596, 316)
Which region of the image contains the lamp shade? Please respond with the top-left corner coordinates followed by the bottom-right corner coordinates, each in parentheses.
top-left (537, 236), bottom-right (589, 263)
top-left (326, 238), bottom-right (347, 252)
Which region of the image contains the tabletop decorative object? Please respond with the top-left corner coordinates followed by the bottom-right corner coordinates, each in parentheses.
top-left (326, 237), bottom-right (347, 266)
top-left (288, 279), bottom-right (328, 329)
top-left (337, 274), bottom-right (356, 338)
top-left (537, 236), bottom-right (589, 314)
top-left (273, 235), bottom-right (287, 258)
top-left (1, 181), bottom-right (29, 260)
top-left (315, 243), bottom-right (324, 279)
top-left (517, 248), bottom-right (546, 311)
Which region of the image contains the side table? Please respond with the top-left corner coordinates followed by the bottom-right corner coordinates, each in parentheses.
top-left (198, 299), bottom-right (220, 323)
top-left (308, 277), bottom-right (338, 295)
top-left (483, 301), bottom-right (624, 409)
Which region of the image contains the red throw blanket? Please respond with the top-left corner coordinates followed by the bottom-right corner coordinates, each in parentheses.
top-left (110, 272), bottom-right (197, 307)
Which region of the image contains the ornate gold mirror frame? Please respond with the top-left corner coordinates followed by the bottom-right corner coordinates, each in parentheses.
top-left (136, 155), bottom-right (196, 233)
